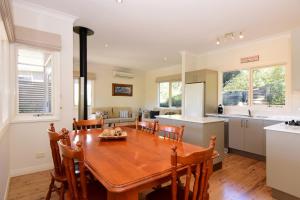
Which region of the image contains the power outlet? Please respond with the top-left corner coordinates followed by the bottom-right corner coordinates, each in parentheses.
top-left (36, 152), bottom-right (45, 159)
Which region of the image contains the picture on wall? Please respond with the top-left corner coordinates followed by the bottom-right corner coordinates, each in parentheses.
top-left (112, 83), bottom-right (133, 96)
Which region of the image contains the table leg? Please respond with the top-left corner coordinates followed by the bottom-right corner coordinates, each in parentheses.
top-left (107, 190), bottom-right (138, 200)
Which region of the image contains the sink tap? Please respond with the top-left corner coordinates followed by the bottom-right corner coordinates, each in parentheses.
top-left (248, 109), bottom-right (252, 117)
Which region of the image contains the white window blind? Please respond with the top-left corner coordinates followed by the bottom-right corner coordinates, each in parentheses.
top-left (17, 48), bottom-right (53, 115)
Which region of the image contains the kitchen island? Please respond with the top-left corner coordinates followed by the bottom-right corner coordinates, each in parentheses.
top-left (156, 115), bottom-right (224, 168)
top-left (265, 123), bottom-right (300, 200)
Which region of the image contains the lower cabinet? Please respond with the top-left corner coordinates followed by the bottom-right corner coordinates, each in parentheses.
top-left (244, 119), bottom-right (264, 155)
top-left (228, 118), bottom-right (244, 150)
top-left (229, 118), bottom-right (281, 156)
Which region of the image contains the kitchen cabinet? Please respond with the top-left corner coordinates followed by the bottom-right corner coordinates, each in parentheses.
top-left (229, 118), bottom-right (275, 156)
top-left (228, 118), bottom-right (244, 150)
top-left (244, 119), bottom-right (264, 155)
top-left (185, 69), bottom-right (218, 113)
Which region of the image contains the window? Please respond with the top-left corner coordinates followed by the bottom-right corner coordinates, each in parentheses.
top-left (159, 81), bottom-right (182, 107)
top-left (73, 79), bottom-right (93, 107)
top-left (253, 66), bottom-right (285, 106)
top-left (223, 70), bottom-right (249, 106)
top-left (16, 48), bottom-right (54, 115)
top-left (222, 65), bottom-right (286, 107)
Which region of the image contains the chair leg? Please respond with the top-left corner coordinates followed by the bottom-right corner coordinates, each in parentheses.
top-left (59, 182), bottom-right (65, 200)
top-left (46, 177), bottom-right (55, 200)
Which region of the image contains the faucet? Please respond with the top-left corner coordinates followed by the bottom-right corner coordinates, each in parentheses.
top-left (248, 109), bottom-right (252, 117)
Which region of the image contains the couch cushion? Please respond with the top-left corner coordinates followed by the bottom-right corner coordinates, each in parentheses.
top-left (104, 118), bottom-right (120, 124)
top-left (112, 107), bottom-right (132, 118)
top-left (92, 107), bottom-right (113, 118)
top-left (119, 118), bottom-right (135, 123)
top-left (120, 110), bottom-right (129, 118)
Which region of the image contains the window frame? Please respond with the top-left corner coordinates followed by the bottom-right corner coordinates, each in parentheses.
top-left (222, 64), bottom-right (287, 108)
top-left (11, 44), bottom-right (61, 123)
top-left (158, 81), bottom-right (182, 108)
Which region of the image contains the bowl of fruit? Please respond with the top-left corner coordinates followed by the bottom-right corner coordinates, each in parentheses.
top-left (98, 127), bottom-right (127, 140)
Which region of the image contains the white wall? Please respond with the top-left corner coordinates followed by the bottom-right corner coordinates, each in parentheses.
top-left (144, 33), bottom-right (300, 117)
top-left (192, 34), bottom-right (299, 116)
top-left (0, 15), bottom-right (11, 200)
top-left (73, 62), bottom-right (146, 117)
top-left (9, 2), bottom-right (76, 176)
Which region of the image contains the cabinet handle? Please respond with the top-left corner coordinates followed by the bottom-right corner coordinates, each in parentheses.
top-left (246, 120), bottom-right (248, 128)
top-left (241, 120), bottom-right (243, 128)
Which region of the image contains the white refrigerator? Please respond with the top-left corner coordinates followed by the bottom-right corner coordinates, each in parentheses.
top-left (184, 82), bottom-right (205, 118)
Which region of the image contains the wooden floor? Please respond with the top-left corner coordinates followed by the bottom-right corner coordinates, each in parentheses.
top-left (7, 153), bottom-right (273, 200)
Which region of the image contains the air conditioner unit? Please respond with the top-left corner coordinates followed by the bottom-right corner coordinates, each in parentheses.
top-left (113, 71), bottom-right (135, 79)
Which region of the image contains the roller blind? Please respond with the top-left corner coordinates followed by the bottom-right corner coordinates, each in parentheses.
top-left (15, 26), bottom-right (61, 51)
top-left (17, 47), bottom-right (53, 114)
top-left (155, 74), bottom-right (181, 83)
top-left (73, 71), bottom-right (96, 80)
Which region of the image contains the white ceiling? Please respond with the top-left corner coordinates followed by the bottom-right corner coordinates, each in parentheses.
top-left (18, 0), bottom-right (300, 69)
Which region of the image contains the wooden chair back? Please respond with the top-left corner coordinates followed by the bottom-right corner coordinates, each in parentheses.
top-left (59, 140), bottom-right (88, 200)
top-left (171, 136), bottom-right (217, 200)
top-left (47, 123), bottom-right (70, 177)
top-left (157, 124), bottom-right (185, 141)
top-left (73, 118), bottom-right (104, 131)
top-left (135, 119), bottom-right (158, 134)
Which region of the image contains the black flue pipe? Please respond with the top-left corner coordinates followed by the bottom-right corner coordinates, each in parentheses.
top-left (73, 26), bottom-right (94, 120)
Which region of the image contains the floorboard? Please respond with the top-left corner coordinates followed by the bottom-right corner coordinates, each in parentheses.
top-left (7, 153), bottom-right (273, 200)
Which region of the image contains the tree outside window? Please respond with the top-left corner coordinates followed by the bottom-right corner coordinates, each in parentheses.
top-left (223, 65), bottom-right (286, 107)
top-left (159, 81), bottom-right (182, 107)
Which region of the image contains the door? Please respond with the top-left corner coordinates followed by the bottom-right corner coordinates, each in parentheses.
top-left (229, 118), bottom-right (244, 150)
top-left (184, 83), bottom-right (204, 117)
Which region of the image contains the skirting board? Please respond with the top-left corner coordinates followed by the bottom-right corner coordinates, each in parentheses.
top-left (272, 188), bottom-right (300, 200)
top-left (10, 163), bottom-right (53, 177)
top-left (4, 176), bottom-right (10, 200)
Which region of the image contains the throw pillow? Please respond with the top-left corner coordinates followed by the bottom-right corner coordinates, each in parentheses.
top-left (120, 110), bottom-right (129, 118)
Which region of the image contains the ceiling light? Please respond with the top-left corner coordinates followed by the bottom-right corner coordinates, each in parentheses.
top-left (239, 32), bottom-right (244, 39)
top-left (163, 57), bottom-right (168, 61)
top-left (116, 0), bottom-right (123, 3)
top-left (216, 39), bottom-right (220, 45)
top-left (104, 44), bottom-right (109, 48)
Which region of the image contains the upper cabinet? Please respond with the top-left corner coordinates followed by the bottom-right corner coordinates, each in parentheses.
top-left (291, 28), bottom-right (300, 91)
top-left (185, 69), bottom-right (218, 113)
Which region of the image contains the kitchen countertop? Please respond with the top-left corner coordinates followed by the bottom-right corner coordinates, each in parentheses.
top-left (206, 113), bottom-right (300, 122)
top-left (156, 114), bottom-right (225, 124)
top-left (264, 123), bottom-right (300, 134)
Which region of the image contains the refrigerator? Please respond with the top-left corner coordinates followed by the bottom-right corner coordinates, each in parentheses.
top-left (184, 82), bottom-right (205, 118)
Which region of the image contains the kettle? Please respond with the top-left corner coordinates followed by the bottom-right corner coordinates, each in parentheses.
top-left (218, 104), bottom-right (223, 114)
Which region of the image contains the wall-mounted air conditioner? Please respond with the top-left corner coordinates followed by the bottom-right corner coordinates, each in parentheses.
top-left (113, 71), bottom-right (135, 79)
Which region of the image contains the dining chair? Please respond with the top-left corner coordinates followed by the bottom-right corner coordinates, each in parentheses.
top-left (135, 119), bottom-right (158, 134)
top-left (46, 123), bottom-right (71, 200)
top-left (73, 118), bottom-right (104, 131)
top-left (157, 123), bottom-right (185, 141)
top-left (59, 140), bottom-right (107, 200)
top-left (146, 136), bottom-right (217, 200)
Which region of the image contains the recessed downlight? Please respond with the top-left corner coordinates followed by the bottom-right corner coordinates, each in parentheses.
top-left (116, 0), bottom-right (123, 3)
top-left (104, 44), bottom-right (109, 48)
top-left (163, 57), bottom-right (168, 61)
top-left (239, 32), bottom-right (244, 39)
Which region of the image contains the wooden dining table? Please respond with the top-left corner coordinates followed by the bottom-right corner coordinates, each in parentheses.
top-left (70, 127), bottom-right (211, 200)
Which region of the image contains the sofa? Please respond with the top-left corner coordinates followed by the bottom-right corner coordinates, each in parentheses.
top-left (90, 107), bottom-right (138, 126)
